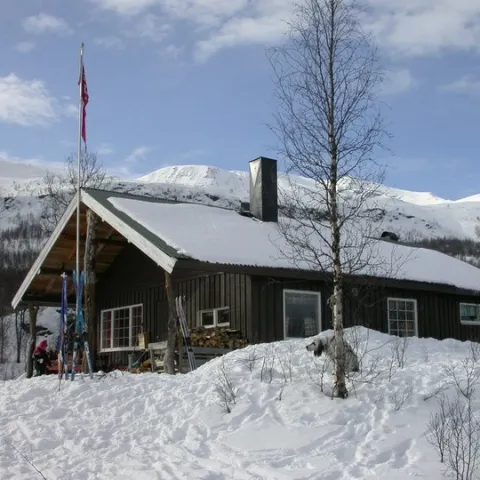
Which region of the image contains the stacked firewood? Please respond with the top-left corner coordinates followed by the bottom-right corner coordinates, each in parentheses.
top-left (188, 326), bottom-right (249, 349)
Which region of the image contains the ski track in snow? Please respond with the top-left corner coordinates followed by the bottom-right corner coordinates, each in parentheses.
top-left (0, 329), bottom-right (476, 479)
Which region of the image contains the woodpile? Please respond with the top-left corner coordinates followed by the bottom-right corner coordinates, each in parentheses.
top-left (188, 326), bottom-right (249, 349)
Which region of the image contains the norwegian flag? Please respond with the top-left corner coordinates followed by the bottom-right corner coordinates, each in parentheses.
top-left (78, 60), bottom-right (89, 149)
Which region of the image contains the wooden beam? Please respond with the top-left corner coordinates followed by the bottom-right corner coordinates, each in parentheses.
top-left (84, 209), bottom-right (99, 372)
top-left (44, 277), bottom-right (57, 295)
top-left (174, 259), bottom-right (478, 296)
top-left (38, 267), bottom-right (106, 278)
top-left (61, 233), bottom-right (127, 246)
top-left (22, 294), bottom-right (76, 306)
top-left (164, 271), bottom-right (178, 375)
top-left (26, 304), bottom-right (39, 378)
top-left (95, 227), bottom-right (117, 258)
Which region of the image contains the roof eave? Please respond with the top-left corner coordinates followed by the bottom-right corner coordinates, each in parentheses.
top-left (11, 193), bottom-right (79, 310)
top-left (11, 189), bottom-right (179, 309)
top-left (81, 190), bottom-right (177, 274)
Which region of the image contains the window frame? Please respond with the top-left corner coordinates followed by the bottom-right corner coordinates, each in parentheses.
top-left (387, 297), bottom-right (418, 337)
top-left (283, 289), bottom-right (322, 339)
top-left (460, 303), bottom-right (480, 325)
top-left (100, 304), bottom-right (143, 352)
top-left (198, 307), bottom-right (230, 328)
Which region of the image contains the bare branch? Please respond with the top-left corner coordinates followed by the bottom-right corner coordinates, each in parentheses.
top-left (40, 152), bottom-right (107, 233)
top-left (269, 0), bottom-right (390, 399)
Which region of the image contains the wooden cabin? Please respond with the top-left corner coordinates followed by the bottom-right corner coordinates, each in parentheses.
top-left (11, 157), bottom-right (480, 370)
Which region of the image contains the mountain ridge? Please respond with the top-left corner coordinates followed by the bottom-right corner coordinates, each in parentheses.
top-left (1, 162), bottom-right (480, 244)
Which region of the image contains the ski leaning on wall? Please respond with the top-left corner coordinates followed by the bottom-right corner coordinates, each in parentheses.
top-left (176, 296), bottom-right (196, 372)
top-left (57, 273), bottom-right (69, 380)
top-left (71, 270), bottom-right (94, 380)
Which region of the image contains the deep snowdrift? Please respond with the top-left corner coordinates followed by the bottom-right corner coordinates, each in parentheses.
top-left (1, 328), bottom-right (479, 479)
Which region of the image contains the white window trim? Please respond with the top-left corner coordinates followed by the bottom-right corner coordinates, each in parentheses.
top-left (459, 302), bottom-right (480, 325)
top-left (387, 297), bottom-right (418, 337)
top-left (198, 307), bottom-right (230, 328)
top-left (283, 289), bottom-right (322, 339)
top-left (100, 304), bottom-right (143, 352)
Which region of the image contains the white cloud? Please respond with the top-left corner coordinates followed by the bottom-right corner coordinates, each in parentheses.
top-left (90, 0), bottom-right (480, 60)
top-left (381, 69), bottom-right (418, 96)
top-left (440, 75), bottom-right (480, 96)
top-left (64, 104), bottom-right (78, 118)
top-left (195, 11), bottom-right (287, 61)
top-left (366, 0), bottom-right (480, 57)
top-left (124, 146), bottom-right (151, 164)
top-left (0, 74), bottom-right (58, 126)
top-left (129, 14), bottom-right (171, 42)
top-left (14, 41), bottom-right (36, 53)
top-left (22, 13), bottom-right (73, 36)
top-left (90, 0), bottom-right (159, 16)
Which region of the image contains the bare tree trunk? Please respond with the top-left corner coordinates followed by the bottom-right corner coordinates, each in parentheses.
top-left (26, 304), bottom-right (38, 378)
top-left (164, 271), bottom-right (177, 375)
top-left (269, 0), bottom-right (388, 399)
top-left (327, 6), bottom-right (348, 399)
top-left (332, 272), bottom-right (347, 397)
top-left (15, 309), bottom-right (26, 364)
top-left (83, 209), bottom-right (98, 372)
top-left (0, 315), bottom-right (10, 363)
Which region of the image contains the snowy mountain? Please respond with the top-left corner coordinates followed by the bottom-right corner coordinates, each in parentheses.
top-left (136, 164), bottom-right (480, 242)
top-left (1, 162), bottom-right (480, 244)
top-left (0, 156), bottom-right (63, 196)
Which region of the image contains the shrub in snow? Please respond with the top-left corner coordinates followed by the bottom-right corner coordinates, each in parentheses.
top-left (427, 394), bottom-right (480, 480)
top-left (214, 357), bottom-right (237, 413)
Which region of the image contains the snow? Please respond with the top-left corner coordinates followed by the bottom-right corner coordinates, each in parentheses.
top-left (109, 196), bottom-right (480, 291)
top-left (0, 157), bottom-right (63, 196)
top-left (0, 308), bottom-right (58, 380)
top-left (1, 328), bottom-right (479, 479)
top-left (3, 162), bottom-right (480, 244)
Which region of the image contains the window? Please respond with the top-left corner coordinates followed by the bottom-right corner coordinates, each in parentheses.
top-left (387, 298), bottom-right (417, 337)
top-left (100, 304), bottom-right (143, 351)
top-left (460, 303), bottom-right (480, 324)
top-left (199, 307), bottom-right (230, 328)
top-left (283, 290), bottom-right (321, 338)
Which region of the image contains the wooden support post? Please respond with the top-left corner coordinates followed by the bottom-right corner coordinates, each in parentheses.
top-left (83, 208), bottom-right (98, 372)
top-left (26, 304), bottom-right (39, 378)
top-left (164, 271), bottom-right (178, 375)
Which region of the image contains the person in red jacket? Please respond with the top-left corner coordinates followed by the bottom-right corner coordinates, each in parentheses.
top-left (33, 339), bottom-right (50, 376)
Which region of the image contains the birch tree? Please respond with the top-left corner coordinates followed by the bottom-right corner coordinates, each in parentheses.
top-left (269, 0), bottom-right (388, 398)
top-left (41, 152), bottom-right (107, 232)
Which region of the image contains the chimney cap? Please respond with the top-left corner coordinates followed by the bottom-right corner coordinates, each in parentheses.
top-left (249, 156), bottom-right (278, 164)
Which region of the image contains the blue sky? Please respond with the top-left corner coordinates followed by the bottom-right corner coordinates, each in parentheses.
top-left (0, 0), bottom-right (479, 199)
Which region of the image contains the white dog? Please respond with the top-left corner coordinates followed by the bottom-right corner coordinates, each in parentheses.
top-left (306, 335), bottom-right (360, 373)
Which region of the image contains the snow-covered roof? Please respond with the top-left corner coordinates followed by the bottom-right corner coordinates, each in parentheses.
top-left (10, 187), bottom-right (480, 309)
top-left (105, 194), bottom-right (480, 293)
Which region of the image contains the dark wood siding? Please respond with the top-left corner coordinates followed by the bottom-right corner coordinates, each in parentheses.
top-left (96, 245), bottom-right (167, 367)
top-left (176, 272), bottom-right (251, 336)
top-left (249, 276), bottom-right (480, 343)
top-left (96, 244), bottom-right (480, 368)
top-left (96, 245), bottom-right (252, 367)
top-left (250, 276), bottom-right (332, 343)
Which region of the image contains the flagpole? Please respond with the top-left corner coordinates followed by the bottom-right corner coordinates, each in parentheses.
top-left (76, 42), bottom-right (84, 313)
